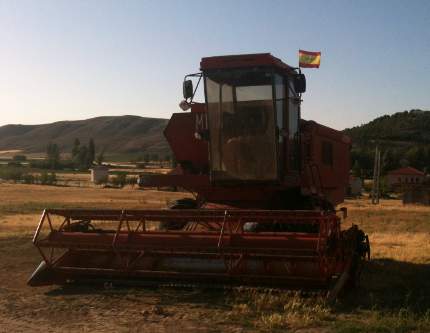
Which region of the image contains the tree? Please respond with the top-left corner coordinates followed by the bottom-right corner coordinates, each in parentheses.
top-left (405, 147), bottom-right (421, 169)
top-left (351, 148), bottom-right (373, 178)
top-left (46, 142), bottom-right (60, 169)
top-left (77, 145), bottom-right (89, 170)
top-left (352, 160), bottom-right (361, 177)
top-left (162, 155), bottom-right (171, 168)
top-left (381, 149), bottom-right (399, 175)
top-left (171, 155), bottom-right (177, 168)
top-left (48, 172), bottom-right (57, 185)
top-left (88, 138), bottom-right (95, 166)
top-left (151, 154), bottom-right (159, 163)
top-left (415, 146), bottom-right (426, 171)
top-left (96, 147), bottom-right (106, 165)
top-left (70, 138), bottom-right (97, 170)
top-left (72, 138), bottom-right (80, 158)
top-left (111, 172), bottom-right (127, 188)
top-left (40, 170), bottom-right (49, 185)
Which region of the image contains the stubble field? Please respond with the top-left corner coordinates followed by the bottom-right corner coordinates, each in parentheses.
top-left (0, 183), bottom-right (429, 332)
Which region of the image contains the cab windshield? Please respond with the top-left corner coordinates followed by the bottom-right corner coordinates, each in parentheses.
top-left (205, 68), bottom-right (278, 181)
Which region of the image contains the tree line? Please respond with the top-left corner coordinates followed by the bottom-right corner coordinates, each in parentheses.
top-left (41, 138), bottom-right (173, 170)
top-left (351, 146), bottom-right (430, 178)
top-left (35, 138), bottom-right (103, 170)
top-left (346, 109), bottom-right (430, 178)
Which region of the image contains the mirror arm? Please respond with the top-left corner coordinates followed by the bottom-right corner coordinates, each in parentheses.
top-left (190, 74), bottom-right (202, 103)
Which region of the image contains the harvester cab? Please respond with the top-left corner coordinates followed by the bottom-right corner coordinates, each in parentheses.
top-left (182, 54), bottom-right (305, 184)
top-left (28, 53), bottom-right (370, 299)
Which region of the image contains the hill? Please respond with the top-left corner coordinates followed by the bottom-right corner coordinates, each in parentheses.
top-left (2, 110), bottom-right (429, 168)
top-left (344, 109), bottom-right (430, 175)
top-left (345, 109), bottom-right (430, 145)
top-left (0, 116), bottom-right (170, 158)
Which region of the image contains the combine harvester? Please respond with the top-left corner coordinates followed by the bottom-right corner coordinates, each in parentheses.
top-left (28, 53), bottom-right (370, 298)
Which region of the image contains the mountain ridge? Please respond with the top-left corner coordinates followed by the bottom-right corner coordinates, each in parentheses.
top-left (0, 115), bottom-right (170, 156)
top-left (1, 110), bottom-right (429, 169)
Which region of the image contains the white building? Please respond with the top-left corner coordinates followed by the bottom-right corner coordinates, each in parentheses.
top-left (90, 165), bottom-right (109, 184)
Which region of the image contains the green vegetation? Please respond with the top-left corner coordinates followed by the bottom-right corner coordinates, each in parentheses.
top-left (71, 137), bottom-right (96, 170)
top-left (345, 109), bottom-right (430, 177)
top-left (12, 155), bottom-right (27, 162)
top-left (111, 172), bottom-right (127, 187)
top-left (26, 138), bottom-right (99, 171)
top-left (95, 146), bottom-right (106, 165)
top-left (39, 170), bottom-right (57, 185)
top-left (109, 172), bottom-right (138, 188)
top-left (0, 165), bottom-right (57, 185)
top-left (46, 142), bottom-right (60, 169)
top-left (0, 165), bottom-right (24, 182)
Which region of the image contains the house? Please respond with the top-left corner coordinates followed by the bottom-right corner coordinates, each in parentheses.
top-left (386, 167), bottom-right (425, 189)
top-left (90, 165), bottom-right (109, 184)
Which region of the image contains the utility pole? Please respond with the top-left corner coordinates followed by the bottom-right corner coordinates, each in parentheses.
top-left (372, 146), bottom-right (381, 204)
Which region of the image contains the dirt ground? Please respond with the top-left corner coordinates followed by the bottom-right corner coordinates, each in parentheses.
top-left (0, 183), bottom-right (429, 332)
top-left (0, 184), bottom-right (245, 333)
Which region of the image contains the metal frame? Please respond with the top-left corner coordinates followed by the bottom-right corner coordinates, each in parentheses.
top-left (29, 208), bottom-right (359, 289)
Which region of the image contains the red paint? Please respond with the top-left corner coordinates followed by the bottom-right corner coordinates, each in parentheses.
top-left (201, 53), bottom-right (296, 73)
top-left (29, 208), bottom-right (355, 288)
top-left (299, 50), bottom-right (321, 56)
top-left (28, 54), bottom-right (369, 293)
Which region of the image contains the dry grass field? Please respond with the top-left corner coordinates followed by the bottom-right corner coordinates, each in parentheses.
top-left (0, 183), bottom-right (429, 332)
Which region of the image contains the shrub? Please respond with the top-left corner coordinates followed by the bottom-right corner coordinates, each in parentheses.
top-left (30, 159), bottom-right (75, 170)
top-left (127, 176), bottom-right (138, 187)
top-left (7, 161), bottom-right (22, 167)
top-left (40, 171), bottom-right (49, 185)
top-left (111, 173), bottom-right (127, 188)
top-left (0, 166), bottom-right (23, 182)
top-left (29, 160), bottom-right (50, 169)
top-left (22, 174), bottom-right (36, 184)
top-left (48, 172), bottom-right (57, 185)
top-left (12, 155), bottom-right (27, 162)
top-left (59, 160), bottom-right (75, 170)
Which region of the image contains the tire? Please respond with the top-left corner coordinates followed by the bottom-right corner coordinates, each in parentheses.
top-left (161, 198), bottom-right (197, 230)
top-left (167, 198), bottom-right (197, 210)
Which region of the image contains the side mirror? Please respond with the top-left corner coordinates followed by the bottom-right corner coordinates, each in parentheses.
top-left (183, 80), bottom-right (194, 99)
top-left (293, 74), bottom-right (306, 93)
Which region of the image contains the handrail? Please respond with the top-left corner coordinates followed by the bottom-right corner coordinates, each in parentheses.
top-left (32, 209), bottom-right (47, 244)
top-left (32, 209), bottom-right (340, 246)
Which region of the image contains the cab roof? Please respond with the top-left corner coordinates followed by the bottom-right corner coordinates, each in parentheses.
top-left (200, 53), bottom-right (296, 74)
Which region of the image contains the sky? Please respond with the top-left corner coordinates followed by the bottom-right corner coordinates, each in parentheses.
top-left (0, 0), bottom-right (429, 129)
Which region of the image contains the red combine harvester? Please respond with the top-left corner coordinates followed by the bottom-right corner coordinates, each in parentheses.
top-left (28, 54), bottom-right (369, 297)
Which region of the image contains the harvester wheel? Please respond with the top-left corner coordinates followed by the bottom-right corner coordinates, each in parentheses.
top-left (167, 198), bottom-right (198, 210)
top-left (63, 219), bottom-right (95, 232)
top-left (327, 226), bottom-right (370, 301)
top-left (160, 198), bottom-right (197, 230)
top-left (345, 227), bottom-right (371, 289)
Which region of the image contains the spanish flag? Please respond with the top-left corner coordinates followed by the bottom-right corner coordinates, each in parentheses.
top-left (299, 50), bottom-right (321, 68)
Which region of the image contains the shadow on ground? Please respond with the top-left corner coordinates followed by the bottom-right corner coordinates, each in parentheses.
top-left (42, 258), bottom-right (430, 316)
top-left (337, 258), bottom-right (430, 314)
top-left (2, 235), bottom-right (429, 332)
